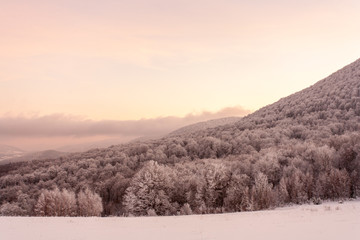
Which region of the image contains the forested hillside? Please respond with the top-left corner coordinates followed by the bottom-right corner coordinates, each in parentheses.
top-left (1, 59), bottom-right (360, 216)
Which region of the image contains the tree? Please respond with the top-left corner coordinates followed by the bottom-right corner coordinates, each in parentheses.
top-left (251, 172), bottom-right (274, 210)
top-left (77, 188), bottom-right (103, 216)
top-left (34, 187), bottom-right (77, 216)
top-left (205, 163), bottom-right (229, 210)
top-left (284, 168), bottom-right (308, 204)
top-left (0, 202), bottom-right (26, 216)
top-left (34, 189), bottom-right (57, 216)
top-left (276, 178), bottom-right (289, 205)
top-left (328, 168), bottom-right (351, 199)
top-left (123, 161), bottom-right (174, 216)
top-left (59, 189), bottom-right (77, 216)
top-left (180, 203), bottom-right (193, 215)
top-left (224, 172), bottom-right (250, 212)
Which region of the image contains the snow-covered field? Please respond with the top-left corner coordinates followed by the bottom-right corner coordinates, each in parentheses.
top-left (1, 200), bottom-right (359, 240)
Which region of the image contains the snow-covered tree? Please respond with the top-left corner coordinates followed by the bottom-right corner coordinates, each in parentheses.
top-left (123, 161), bottom-right (174, 216)
top-left (276, 177), bottom-right (289, 205)
top-left (34, 189), bottom-right (57, 216)
top-left (251, 172), bottom-right (274, 210)
top-left (180, 203), bottom-right (193, 215)
top-left (224, 172), bottom-right (251, 212)
top-left (34, 187), bottom-right (77, 216)
top-left (59, 189), bottom-right (77, 216)
top-left (0, 202), bottom-right (26, 216)
top-left (77, 188), bottom-right (103, 216)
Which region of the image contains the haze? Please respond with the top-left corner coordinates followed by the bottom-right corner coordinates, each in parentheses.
top-left (1, 0), bottom-right (360, 150)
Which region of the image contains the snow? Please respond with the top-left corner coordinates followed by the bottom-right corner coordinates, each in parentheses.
top-left (1, 200), bottom-right (359, 240)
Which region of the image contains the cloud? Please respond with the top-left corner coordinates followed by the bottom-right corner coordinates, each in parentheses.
top-left (0, 106), bottom-right (250, 138)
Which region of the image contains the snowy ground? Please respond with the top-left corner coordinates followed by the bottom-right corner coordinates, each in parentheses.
top-left (1, 200), bottom-right (359, 240)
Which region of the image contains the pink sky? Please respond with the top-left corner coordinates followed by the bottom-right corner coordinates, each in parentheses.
top-left (1, 0), bottom-right (360, 150)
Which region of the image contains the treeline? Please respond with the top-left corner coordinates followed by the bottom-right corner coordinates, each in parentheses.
top-left (0, 59), bottom-right (359, 216)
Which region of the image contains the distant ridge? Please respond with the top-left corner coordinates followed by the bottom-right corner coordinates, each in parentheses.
top-left (0, 149), bottom-right (67, 165)
top-left (169, 117), bottom-right (242, 136)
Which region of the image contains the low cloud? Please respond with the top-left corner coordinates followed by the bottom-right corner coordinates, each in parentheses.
top-left (0, 106), bottom-right (249, 138)
top-left (0, 106), bottom-right (250, 150)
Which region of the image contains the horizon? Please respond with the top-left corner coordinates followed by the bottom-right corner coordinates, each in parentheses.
top-left (1, 0), bottom-right (360, 150)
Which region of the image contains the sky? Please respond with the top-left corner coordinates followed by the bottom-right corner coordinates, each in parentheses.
top-left (1, 0), bottom-right (360, 150)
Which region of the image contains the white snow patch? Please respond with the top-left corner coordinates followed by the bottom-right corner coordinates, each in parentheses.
top-left (1, 200), bottom-right (359, 240)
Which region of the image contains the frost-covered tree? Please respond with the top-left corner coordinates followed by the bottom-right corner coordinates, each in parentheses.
top-left (58, 189), bottom-right (77, 216)
top-left (316, 168), bottom-right (351, 200)
top-left (251, 172), bottom-right (274, 210)
top-left (194, 162), bottom-right (229, 213)
top-left (0, 202), bottom-right (26, 216)
top-left (276, 177), bottom-right (289, 205)
top-left (123, 161), bottom-right (174, 216)
top-left (77, 188), bottom-right (103, 216)
top-left (204, 163), bottom-right (229, 210)
top-left (34, 189), bottom-right (57, 216)
top-left (224, 172), bottom-right (250, 212)
top-left (34, 187), bottom-right (77, 216)
top-left (180, 203), bottom-right (193, 215)
top-left (283, 168), bottom-right (308, 204)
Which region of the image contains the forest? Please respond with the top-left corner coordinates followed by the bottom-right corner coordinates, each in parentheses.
top-left (0, 59), bottom-right (359, 217)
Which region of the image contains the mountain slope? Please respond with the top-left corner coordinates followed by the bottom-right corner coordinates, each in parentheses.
top-left (0, 58), bottom-right (359, 217)
top-left (249, 58), bottom-right (360, 123)
top-left (177, 58), bottom-right (360, 157)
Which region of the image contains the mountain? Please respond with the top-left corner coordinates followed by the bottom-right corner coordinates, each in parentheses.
top-left (0, 58), bottom-right (359, 217)
top-left (168, 117), bottom-right (242, 136)
top-left (0, 145), bottom-right (26, 162)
